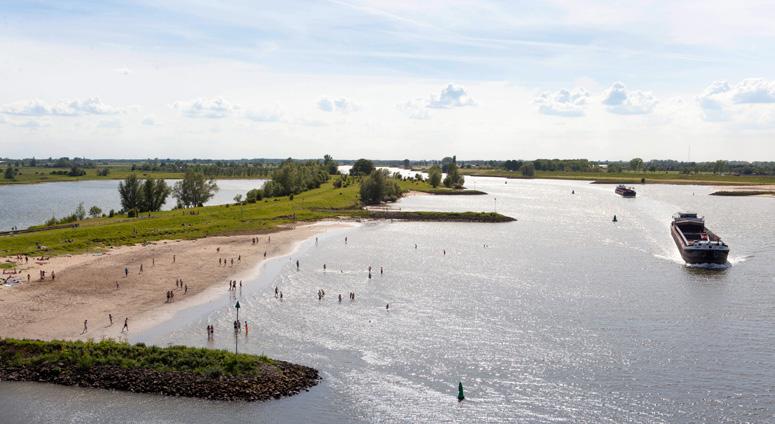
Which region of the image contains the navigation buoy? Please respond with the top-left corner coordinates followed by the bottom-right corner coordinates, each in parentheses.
top-left (457, 382), bottom-right (465, 401)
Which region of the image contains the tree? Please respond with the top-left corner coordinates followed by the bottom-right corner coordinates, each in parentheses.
top-left (323, 154), bottom-right (339, 175)
top-left (172, 172), bottom-right (219, 207)
top-left (504, 160), bottom-right (523, 171)
top-left (713, 160), bottom-right (727, 174)
top-left (360, 169), bottom-right (402, 205)
top-left (520, 162), bottom-right (535, 177)
top-left (443, 162), bottom-right (465, 188)
top-left (141, 178), bottom-right (171, 212)
top-left (349, 158), bottom-right (375, 176)
top-left (246, 188), bottom-right (263, 203)
top-left (233, 194), bottom-right (242, 204)
top-left (428, 165), bottom-right (442, 188)
top-left (88, 206), bottom-right (102, 218)
top-left (118, 174), bottom-right (143, 212)
top-left (4, 165), bottom-right (16, 180)
top-left (629, 158), bottom-right (644, 171)
top-left (74, 202), bottom-right (86, 220)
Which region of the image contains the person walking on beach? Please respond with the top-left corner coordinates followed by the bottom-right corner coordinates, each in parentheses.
top-left (184, 284), bottom-right (188, 294)
top-left (124, 267), bottom-right (128, 277)
top-left (380, 266), bottom-right (383, 275)
top-left (122, 318), bottom-right (128, 333)
top-left (345, 236), bottom-right (348, 245)
top-left (296, 259), bottom-right (300, 270)
top-left (323, 264), bottom-right (327, 271)
top-left (245, 321), bottom-right (249, 335)
top-left (109, 314), bottom-right (113, 326)
top-left (139, 264), bottom-right (143, 274)
top-left (173, 254), bottom-right (176, 263)
top-left (338, 294), bottom-right (342, 303)
top-left (82, 320), bottom-right (88, 334)
top-left (275, 286), bottom-right (278, 297)
top-left (152, 257), bottom-right (155, 267)
top-left (51, 271), bottom-right (55, 281)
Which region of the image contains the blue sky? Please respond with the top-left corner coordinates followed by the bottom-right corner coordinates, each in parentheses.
top-left (1, 0), bottom-right (775, 160)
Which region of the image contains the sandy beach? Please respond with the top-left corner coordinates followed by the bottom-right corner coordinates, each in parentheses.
top-left (0, 221), bottom-right (354, 341)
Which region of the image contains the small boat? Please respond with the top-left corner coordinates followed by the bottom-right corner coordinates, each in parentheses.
top-left (670, 212), bottom-right (729, 265)
top-left (615, 185), bottom-right (636, 197)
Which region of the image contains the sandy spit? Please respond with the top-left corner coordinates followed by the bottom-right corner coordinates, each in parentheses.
top-left (0, 221), bottom-right (355, 341)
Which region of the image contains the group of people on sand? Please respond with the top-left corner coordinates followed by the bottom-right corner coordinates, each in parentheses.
top-left (228, 280), bottom-right (241, 291)
top-left (175, 278), bottom-right (188, 294)
top-left (80, 316), bottom-right (128, 335)
top-left (219, 257), bottom-right (239, 266)
top-left (274, 286), bottom-right (283, 300)
top-left (206, 324), bottom-right (215, 339)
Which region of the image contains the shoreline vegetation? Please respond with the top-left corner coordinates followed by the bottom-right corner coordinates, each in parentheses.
top-left (457, 168), bottom-right (775, 186)
top-left (0, 339), bottom-right (318, 401)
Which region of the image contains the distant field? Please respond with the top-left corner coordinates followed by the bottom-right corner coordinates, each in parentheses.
top-left (0, 166), bottom-right (270, 185)
top-left (0, 166), bottom-right (183, 185)
top-left (458, 168), bottom-right (775, 185)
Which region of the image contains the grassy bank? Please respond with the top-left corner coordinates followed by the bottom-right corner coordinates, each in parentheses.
top-left (397, 179), bottom-right (487, 195)
top-left (0, 181), bottom-right (361, 256)
top-left (0, 178), bottom-right (516, 256)
top-left (0, 338), bottom-right (318, 401)
top-left (366, 211), bottom-right (515, 223)
top-left (0, 166), bottom-right (186, 185)
top-left (459, 168), bottom-right (775, 185)
top-left (709, 190), bottom-right (775, 196)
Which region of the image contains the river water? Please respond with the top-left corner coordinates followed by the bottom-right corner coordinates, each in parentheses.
top-left (0, 179), bottom-right (267, 231)
top-left (1, 176), bottom-right (774, 423)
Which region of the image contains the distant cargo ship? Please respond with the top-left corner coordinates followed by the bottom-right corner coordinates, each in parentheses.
top-left (615, 185), bottom-right (636, 197)
top-left (670, 212), bottom-right (729, 265)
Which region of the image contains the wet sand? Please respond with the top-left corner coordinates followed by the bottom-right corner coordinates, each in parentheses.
top-left (0, 221), bottom-right (353, 341)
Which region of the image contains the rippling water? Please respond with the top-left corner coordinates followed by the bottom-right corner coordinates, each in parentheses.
top-left (1, 176), bottom-right (773, 423)
top-left (0, 179), bottom-right (266, 231)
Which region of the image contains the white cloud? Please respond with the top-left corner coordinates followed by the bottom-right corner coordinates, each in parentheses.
top-left (697, 78), bottom-right (775, 123)
top-left (0, 97), bottom-right (124, 116)
top-left (318, 97), bottom-right (359, 113)
top-left (172, 97), bottom-right (237, 118)
top-left (601, 82), bottom-right (657, 115)
top-left (533, 88), bottom-right (590, 117)
top-left (397, 99), bottom-right (431, 119)
top-left (141, 115), bottom-right (156, 126)
top-left (427, 84), bottom-right (476, 108)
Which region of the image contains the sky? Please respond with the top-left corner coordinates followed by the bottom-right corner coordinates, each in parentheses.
top-left (1, 1), bottom-right (775, 161)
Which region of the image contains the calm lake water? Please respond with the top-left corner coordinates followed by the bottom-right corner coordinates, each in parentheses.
top-left (1, 176), bottom-right (774, 423)
top-left (0, 179), bottom-right (267, 231)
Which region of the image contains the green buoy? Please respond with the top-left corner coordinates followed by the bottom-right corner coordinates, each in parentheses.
top-left (457, 382), bottom-right (465, 401)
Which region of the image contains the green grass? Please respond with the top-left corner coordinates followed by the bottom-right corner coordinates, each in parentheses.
top-left (0, 338), bottom-right (271, 377)
top-left (459, 168), bottom-right (775, 185)
top-left (0, 262), bottom-right (15, 269)
top-left (396, 179), bottom-right (486, 194)
top-left (0, 181), bottom-right (362, 256)
top-left (0, 165), bottom-right (271, 185)
top-left (0, 166), bottom-right (185, 185)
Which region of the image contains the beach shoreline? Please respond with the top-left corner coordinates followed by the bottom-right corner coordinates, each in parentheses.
top-left (0, 221), bottom-right (355, 342)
